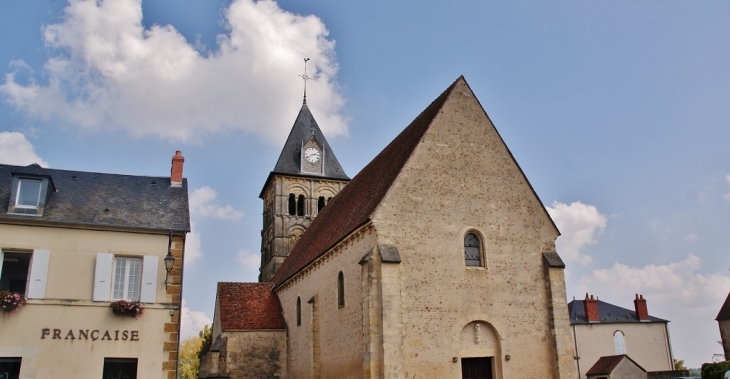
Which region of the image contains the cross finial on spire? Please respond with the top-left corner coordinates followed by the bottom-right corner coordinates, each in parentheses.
top-left (298, 58), bottom-right (311, 104)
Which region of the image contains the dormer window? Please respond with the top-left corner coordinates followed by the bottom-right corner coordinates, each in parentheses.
top-left (8, 174), bottom-right (54, 216)
top-left (16, 178), bottom-right (43, 208)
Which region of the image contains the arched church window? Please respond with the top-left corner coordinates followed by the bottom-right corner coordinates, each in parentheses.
top-left (296, 296), bottom-right (301, 326)
top-left (614, 331), bottom-right (626, 354)
top-left (337, 272), bottom-right (345, 308)
top-left (318, 196), bottom-right (325, 212)
top-left (464, 232), bottom-right (482, 267)
top-left (297, 194), bottom-right (305, 216)
top-left (288, 194), bottom-right (296, 215)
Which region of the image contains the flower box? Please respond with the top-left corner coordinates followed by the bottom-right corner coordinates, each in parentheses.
top-left (1, 291), bottom-right (27, 315)
top-left (110, 300), bottom-right (144, 319)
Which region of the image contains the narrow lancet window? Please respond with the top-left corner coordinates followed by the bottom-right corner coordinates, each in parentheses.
top-left (297, 194), bottom-right (305, 216)
top-left (318, 196), bottom-right (325, 212)
top-left (337, 271), bottom-right (345, 308)
top-left (288, 194), bottom-right (296, 215)
top-left (464, 233), bottom-right (482, 267)
top-left (296, 297), bottom-right (302, 326)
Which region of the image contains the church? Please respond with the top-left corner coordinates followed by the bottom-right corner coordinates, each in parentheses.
top-left (199, 76), bottom-right (578, 379)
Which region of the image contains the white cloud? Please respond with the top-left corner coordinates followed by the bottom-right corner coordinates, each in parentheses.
top-left (573, 255), bottom-right (730, 367)
top-left (724, 174), bottom-right (730, 204)
top-left (546, 201), bottom-right (607, 266)
top-left (184, 221), bottom-right (203, 267)
top-left (190, 186), bottom-right (243, 220)
top-left (236, 249), bottom-right (260, 272)
top-left (0, 132), bottom-right (49, 167)
top-left (180, 299), bottom-right (212, 340)
top-left (185, 187), bottom-right (243, 267)
top-left (684, 233), bottom-right (698, 241)
top-left (0, 0), bottom-right (346, 143)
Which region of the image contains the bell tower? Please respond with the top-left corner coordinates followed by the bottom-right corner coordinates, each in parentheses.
top-left (258, 103), bottom-right (349, 282)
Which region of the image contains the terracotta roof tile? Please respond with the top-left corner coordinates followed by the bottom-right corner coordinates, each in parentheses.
top-left (717, 292), bottom-right (730, 321)
top-left (272, 77), bottom-right (463, 287)
top-left (585, 355), bottom-right (644, 375)
top-left (217, 282), bottom-right (285, 330)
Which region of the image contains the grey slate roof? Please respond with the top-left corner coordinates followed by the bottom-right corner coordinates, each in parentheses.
top-left (0, 163), bottom-right (190, 232)
top-left (568, 299), bottom-right (667, 324)
top-left (260, 103), bottom-right (349, 197)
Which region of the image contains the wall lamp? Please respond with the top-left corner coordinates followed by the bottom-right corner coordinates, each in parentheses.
top-left (164, 230), bottom-right (175, 289)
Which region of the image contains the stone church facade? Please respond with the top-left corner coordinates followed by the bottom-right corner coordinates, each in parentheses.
top-left (200, 77), bottom-right (578, 379)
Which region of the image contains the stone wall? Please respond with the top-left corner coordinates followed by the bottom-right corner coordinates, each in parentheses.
top-left (276, 225), bottom-right (376, 379)
top-left (260, 175), bottom-right (347, 282)
top-left (370, 79), bottom-right (577, 378)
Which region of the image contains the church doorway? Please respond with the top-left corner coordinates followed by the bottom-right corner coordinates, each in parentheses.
top-left (461, 357), bottom-right (493, 379)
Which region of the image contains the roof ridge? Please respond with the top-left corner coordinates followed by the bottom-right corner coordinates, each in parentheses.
top-left (272, 76), bottom-right (465, 287)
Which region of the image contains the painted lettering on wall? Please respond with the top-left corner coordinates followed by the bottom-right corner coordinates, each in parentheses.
top-left (41, 328), bottom-right (139, 341)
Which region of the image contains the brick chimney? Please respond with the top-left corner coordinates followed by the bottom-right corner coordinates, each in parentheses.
top-left (171, 151), bottom-right (184, 187)
top-left (584, 293), bottom-right (599, 322)
top-left (634, 294), bottom-right (649, 321)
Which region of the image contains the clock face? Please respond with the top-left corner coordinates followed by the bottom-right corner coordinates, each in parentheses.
top-left (305, 147), bottom-right (320, 163)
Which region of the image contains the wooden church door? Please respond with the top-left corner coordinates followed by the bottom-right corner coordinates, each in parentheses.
top-left (461, 357), bottom-right (493, 379)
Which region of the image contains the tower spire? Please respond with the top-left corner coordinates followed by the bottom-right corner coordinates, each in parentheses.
top-left (298, 58), bottom-right (311, 104)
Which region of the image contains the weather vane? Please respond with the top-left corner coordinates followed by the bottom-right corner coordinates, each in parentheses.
top-left (299, 58), bottom-right (311, 104)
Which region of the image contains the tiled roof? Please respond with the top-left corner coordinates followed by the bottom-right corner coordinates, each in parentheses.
top-left (568, 299), bottom-right (667, 324)
top-left (272, 77), bottom-right (462, 287)
top-left (0, 163), bottom-right (190, 232)
top-left (260, 103), bottom-right (349, 197)
top-left (717, 292), bottom-right (730, 321)
top-left (216, 282), bottom-right (285, 330)
top-left (585, 355), bottom-right (645, 375)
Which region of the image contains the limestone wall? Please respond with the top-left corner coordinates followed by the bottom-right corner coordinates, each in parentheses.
top-left (276, 226), bottom-right (376, 379)
top-left (222, 331), bottom-right (287, 379)
top-left (369, 80), bottom-right (575, 378)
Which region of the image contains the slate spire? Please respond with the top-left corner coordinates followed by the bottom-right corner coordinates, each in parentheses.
top-left (271, 103), bottom-right (349, 179)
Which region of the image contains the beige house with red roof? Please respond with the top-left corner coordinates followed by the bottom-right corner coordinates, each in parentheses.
top-left (201, 77), bottom-right (579, 378)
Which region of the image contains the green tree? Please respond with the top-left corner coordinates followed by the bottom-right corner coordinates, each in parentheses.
top-left (178, 325), bottom-right (211, 379)
top-left (198, 324), bottom-right (212, 362)
top-left (674, 358), bottom-right (687, 370)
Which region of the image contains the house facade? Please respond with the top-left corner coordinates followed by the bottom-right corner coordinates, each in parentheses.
top-left (0, 152), bottom-right (190, 379)
top-left (568, 294), bottom-right (674, 379)
top-left (203, 77), bottom-right (579, 379)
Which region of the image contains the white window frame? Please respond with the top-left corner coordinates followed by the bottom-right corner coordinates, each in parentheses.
top-left (15, 178), bottom-right (43, 209)
top-left (94, 253), bottom-right (157, 303)
top-left (112, 257), bottom-right (143, 301)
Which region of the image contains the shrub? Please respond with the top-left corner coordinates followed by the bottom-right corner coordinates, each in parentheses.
top-left (701, 361), bottom-right (730, 379)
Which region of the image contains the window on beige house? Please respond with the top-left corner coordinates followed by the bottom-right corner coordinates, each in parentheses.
top-left (614, 331), bottom-right (626, 354)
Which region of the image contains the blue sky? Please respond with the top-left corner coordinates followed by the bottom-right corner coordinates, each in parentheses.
top-left (1, 0), bottom-right (729, 367)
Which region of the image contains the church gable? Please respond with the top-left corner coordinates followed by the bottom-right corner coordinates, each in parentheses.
top-left (371, 77), bottom-right (558, 240)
